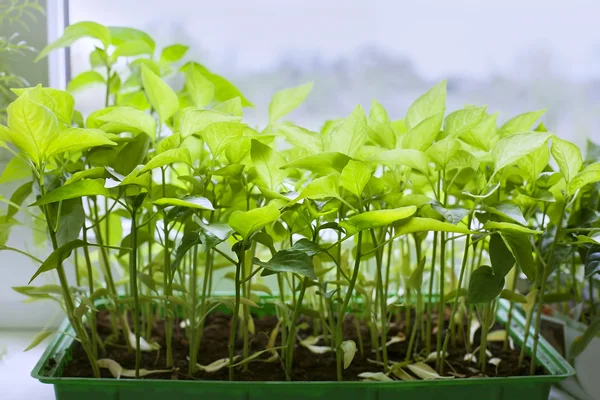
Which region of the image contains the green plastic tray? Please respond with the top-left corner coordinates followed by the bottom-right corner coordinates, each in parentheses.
top-left (32, 299), bottom-right (574, 400)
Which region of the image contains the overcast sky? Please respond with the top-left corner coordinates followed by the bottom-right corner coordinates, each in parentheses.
top-left (71, 0), bottom-right (600, 80)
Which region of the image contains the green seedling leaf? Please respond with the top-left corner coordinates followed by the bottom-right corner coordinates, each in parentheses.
top-left (97, 107), bottom-right (156, 138)
top-left (341, 340), bottom-right (357, 369)
top-left (551, 137), bottom-right (582, 183)
top-left (283, 152), bottom-right (351, 175)
top-left (0, 156), bottom-right (30, 184)
top-left (492, 132), bottom-right (552, 173)
top-left (468, 265), bottom-right (505, 303)
top-left (570, 319), bottom-right (600, 360)
top-left (366, 149), bottom-right (429, 174)
top-left (24, 330), bottom-right (55, 351)
top-left (585, 245), bottom-right (600, 278)
top-left (6, 181), bottom-right (33, 220)
top-left (181, 62), bottom-right (253, 107)
top-left (276, 123), bottom-right (323, 154)
top-left (426, 137), bottom-right (460, 168)
top-left (394, 217), bottom-right (474, 237)
top-left (138, 148), bottom-right (192, 175)
top-left (251, 139), bottom-right (288, 190)
top-left (330, 105), bottom-right (368, 157)
top-left (97, 358), bottom-right (170, 379)
top-left (443, 288), bottom-right (469, 303)
top-left (402, 112), bottom-right (444, 151)
top-left (340, 160), bottom-right (372, 198)
top-left (36, 21), bottom-right (111, 61)
top-left (214, 97), bottom-right (243, 117)
top-left (11, 86), bottom-right (75, 125)
top-left (409, 258), bottom-right (427, 291)
top-left (431, 203), bottom-right (469, 224)
top-left (46, 128), bottom-right (116, 157)
top-left (183, 65), bottom-right (214, 108)
top-left (109, 26), bottom-right (155, 50)
top-left (500, 289), bottom-right (527, 303)
top-left (213, 297), bottom-right (261, 310)
top-left (269, 82), bottom-right (313, 122)
top-left (30, 179), bottom-right (108, 206)
top-left (112, 40), bottom-right (153, 61)
top-left (67, 71), bottom-right (105, 93)
top-left (180, 109), bottom-right (241, 138)
top-left (112, 132), bottom-right (151, 175)
top-left (254, 248), bottom-right (316, 280)
top-left (204, 122), bottom-right (245, 156)
top-left (489, 234), bottom-right (515, 277)
top-left (251, 283), bottom-right (273, 296)
top-left (341, 206), bottom-right (416, 234)
top-left (407, 362), bottom-right (453, 380)
top-left (367, 118), bottom-right (396, 149)
top-left (291, 238), bottom-right (323, 257)
top-left (569, 162), bottom-right (600, 196)
top-left (141, 64), bottom-right (179, 123)
top-left (65, 167), bottom-right (108, 185)
top-left (228, 203), bottom-right (280, 239)
top-left (462, 183), bottom-right (501, 199)
top-left (460, 112), bottom-right (498, 152)
top-left (443, 106), bottom-right (486, 138)
top-left (406, 81), bottom-right (446, 131)
top-left (484, 203), bottom-right (527, 225)
top-left (153, 197), bottom-right (214, 210)
top-left (498, 109), bottom-right (546, 137)
top-left (483, 221), bottom-right (542, 235)
top-left (156, 133), bottom-right (181, 154)
top-left (370, 99), bottom-right (391, 124)
top-left (160, 44), bottom-right (189, 63)
top-left (294, 174), bottom-right (340, 203)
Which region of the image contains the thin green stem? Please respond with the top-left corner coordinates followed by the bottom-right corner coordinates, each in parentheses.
top-left (286, 276), bottom-right (308, 380)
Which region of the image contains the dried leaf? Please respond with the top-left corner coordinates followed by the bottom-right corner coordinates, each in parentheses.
top-left (488, 357), bottom-right (502, 367)
top-left (98, 358), bottom-right (171, 378)
top-left (464, 353), bottom-right (477, 363)
top-left (407, 362), bottom-right (454, 380)
top-left (299, 335), bottom-right (332, 354)
top-left (358, 372), bottom-right (394, 381)
top-left (341, 340), bottom-right (357, 369)
top-left (390, 365), bottom-right (415, 380)
top-left (196, 356), bottom-right (240, 372)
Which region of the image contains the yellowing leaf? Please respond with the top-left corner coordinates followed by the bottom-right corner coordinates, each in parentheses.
top-left (407, 362), bottom-right (453, 380)
top-left (97, 358), bottom-right (171, 378)
top-left (341, 340), bottom-right (357, 369)
top-left (24, 330), bottom-right (55, 351)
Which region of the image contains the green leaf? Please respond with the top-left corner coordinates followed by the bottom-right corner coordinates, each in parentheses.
top-left (6, 181), bottom-right (32, 220)
top-left (290, 238), bottom-right (323, 257)
top-left (138, 148), bottom-right (192, 175)
top-left (109, 26), bottom-right (154, 48)
top-left (203, 122), bottom-right (245, 156)
top-left (369, 99), bottom-right (391, 124)
top-left (489, 234), bottom-right (515, 277)
top-left (499, 289), bottom-right (527, 303)
top-left (498, 110), bottom-right (546, 137)
top-left (569, 162), bottom-right (600, 195)
top-left (67, 71), bottom-right (105, 93)
top-left (0, 156), bottom-right (30, 184)
top-left (276, 123), bottom-right (323, 154)
top-left (113, 134), bottom-right (151, 175)
top-left (341, 206), bottom-right (416, 234)
top-left (431, 203), bottom-right (469, 224)
top-left (153, 197), bottom-right (214, 210)
top-left (179, 109), bottom-right (241, 138)
top-left (160, 44), bottom-right (189, 63)
top-left (229, 203), bottom-right (280, 240)
top-left (269, 82), bottom-right (313, 122)
top-left (367, 149), bottom-right (429, 174)
top-left (97, 106), bottom-right (157, 138)
top-left (24, 330), bottom-right (55, 351)
top-left (30, 179), bottom-right (108, 206)
top-left (282, 152), bottom-right (351, 175)
top-left (330, 105), bottom-right (368, 157)
top-left (468, 265), bottom-right (505, 303)
top-left (251, 139), bottom-right (288, 190)
top-left (483, 221), bottom-right (542, 235)
top-left (409, 258), bottom-right (426, 291)
top-left (501, 232), bottom-right (536, 282)
top-left (406, 81), bottom-right (446, 130)
top-left (484, 203), bottom-right (527, 225)
top-left (183, 64), bottom-right (214, 108)
top-left (551, 137), bottom-right (583, 184)
top-left (460, 112), bottom-right (498, 152)
top-left (584, 245), bottom-right (600, 278)
top-left (141, 64), bottom-right (179, 123)
top-left (46, 128), bottom-right (116, 157)
top-left (491, 132), bottom-right (552, 173)
top-left (36, 21), bottom-right (111, 61)
top-left (402, 111), bottom-right (444, 151)
top-left (254, 249), bottom-right (316, 280)
top-left (112, 40), bottom-right (153, 61)
top-left (295, 174), bottom-right (340, 201)
top-left (156, 133), bottom-right (181, 154)
top-left (213, 98), bottom-right (243, 117)
top-left (394, 217), bottom-right (474, 237)
top-left (181, 62), bottom-right (253, 107)
top-left (55, 198), bottom-right (85, 247)
top-left (570, 319), bottom-right (600, 360)
top-left (340, 160), bottom-right (372, 198)
top-left (426, 137), bottom-right (460, 168)
top-left (367, 118), bottom-right (396, 149)
top-left (443, 106), bottom-right (486, 137)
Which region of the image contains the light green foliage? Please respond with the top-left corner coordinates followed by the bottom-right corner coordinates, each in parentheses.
top-left (405, 81), bottom-right (446, 131)
top-left (269, 82), bottom-right (313, 122)
top-left (330, 105), bottom-right (368, 157)
top-left (36, 21), bottom-right (111, 61)
top-left (250, 139), bottom-right (288, 190)
top-left (229, 203), bottom-right (280, 239)
top-left (491, 132), bottom-right (552, 173)
top-left (468, 265), bottom-right (505, 303)
top-left (67, 71), bottom-right (106, 93)
top-left (498, 109), bottom-right (546, 137)
top-left (96, 107), bottom-right (157, 138)
top-left (340, 160), bottom-right (372, 198)
top-left (141, 64), bottom-right (179, 123)
top-left (341, 206), bottom-right (417, 234)
top-left (203, 122), bottom-right (245, 157)
top-left (551, 137), bottom-right (582, 183)
top-left (443, 106), bottom-right (486, 138)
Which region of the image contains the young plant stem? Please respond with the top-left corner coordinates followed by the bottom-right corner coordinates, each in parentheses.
top-left (241, 241), bottom-right (256, 372)
top-left (425, 232), bottom-right (439, 354)
top-left (479, 303), bottom-right (491, 374)
top-left (504, 265), bottom-right (520, 351)
top-left (188, 244), bottom-right (199, 375)
top-left (161, 167), bottom-right (174, 368)
top-left (229, 245), bottom-right (245, 381)
top-left (370, 229), bottom-right (389, 371)
top-left (406, 289), bottom-right (422, 362)
top-left (436, 230), bottom-right (446, 371)
top-left (128, 205), bottom-right (141, 378)
top-left (285, 276), bottom-right (309, 380)
top-left (81, 227), bottom-right (99, 357)
top-left (335, 231), bottom-right (363, 381)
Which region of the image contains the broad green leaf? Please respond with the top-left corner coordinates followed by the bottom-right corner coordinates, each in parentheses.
top-left (30, 179), bottom-right (108, 206)
top-left (181, 62), bottom-right (253, 107)
top-left (406, 81), bottom-right (446, 130)
top-left (112, 40), bottom-right (153, 61)
top-left (500, 289), bottom-right (527, 303)
top-left (460, 112), bottom-right (498, 151)
top-left (394, 217), bottom-right (474, 237)
top-left (498, 109), bottom-right (546, 137)
top-left (55, 198), bottom-right (85, 247)
top-left (269, 82), bottom-right (313, 122)
top-left (141, 64), bottom-right (179, 123)
top-left (109, 26), bottom-right (155, 50)
top-left (0, 156), bottom-right (30, 184)
top-left (116, 165), bottom-right (151, 189)
top-left (184, 64), bottom-right (214, 108)
top-left (501, 232), bottom-right (536, 281)
top-left (11, 86), bottom-right (74, 125)
top-left (443, 106), bottom-right (486, 137)
top-left (282, 152), bottom-right (351, 175)
top-left (330, 105), bottom-right (368, 157)
top-left (569, 162), bottom-right (600, 196)
top-left (367, 118), bottom-right (396, 149)
top-left (426, 137), bottom-right (460, 167)
top-left (276, 123), bottom-right (323, 154)
top-left (367, 148), bottom-right (429, 174)
top-left (251, 139), bottom-right (288, 190)
top-left (369, 99), bottom-right (391, 124)
top-left (97, 106), bottom-right (156, 138)
top-left (67, 71), bottom-right (105, 93)
top-left (153, 197), bottom-right (214, 210)
top-left (255, 248), bottom-right (316, 279)
top-left (447, 150), bottom-right (480, 172)
top-left (36, 21), bottom-right (111, 61)
top-left (468, 265), bottom-right (505, 303)
top-left (340, 160), bottom-right (372, 198)
top-left (113, 134), bottom-right (151, 175)
top-left (179, 109), bottom-right (241, 138)
top-left (551, 137), bottom-right (582, 184)
top-left (402, 111), bottom-right (444, 151)
top-left (409, 258), bottom-right (426, 291)
top-left (489, 234), bottom-right (515, 277)
top-left (484, 203), bottom-right (527, 225)
top-left (290, 238), bottom-right (323, 257)
top-left (6, 181), bottom-right (32, 220)
top-left (295, 174), bottom-right (340, 201)
top-left (491, 132), bottom-right (552, 173)
top-left (213, 98), bottom-right (243, 117)
top-left (483, 221), bottom-right (542, 235)
top-left (228, 203), bottom-right (280, 239)
top-left (29, 239), bottom-right (102, 283)
top-left (516, 144), bottom-right (550, 181)
top-left (341, 206), bottom-right (416, 234)
top-left (570, 319), bottom-right (600, 360)
top-left (431, 203), bottom-right (469, 224)
top-left (24, 330), bottom-right (55, 351)
top-left (203, 122), bottom-right (245, 156)
top-left (46, 128), bottom-right (116, 157)
top-left (138, 148), bottom-right (192, 175)
top-left (156, 133), bottom-right (181, 154)
top-left (160, 44), bottom-right (189, 63)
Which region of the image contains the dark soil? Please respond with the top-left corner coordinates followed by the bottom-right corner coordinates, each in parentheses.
top-left (60, 310), bottom-right (544, 381)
